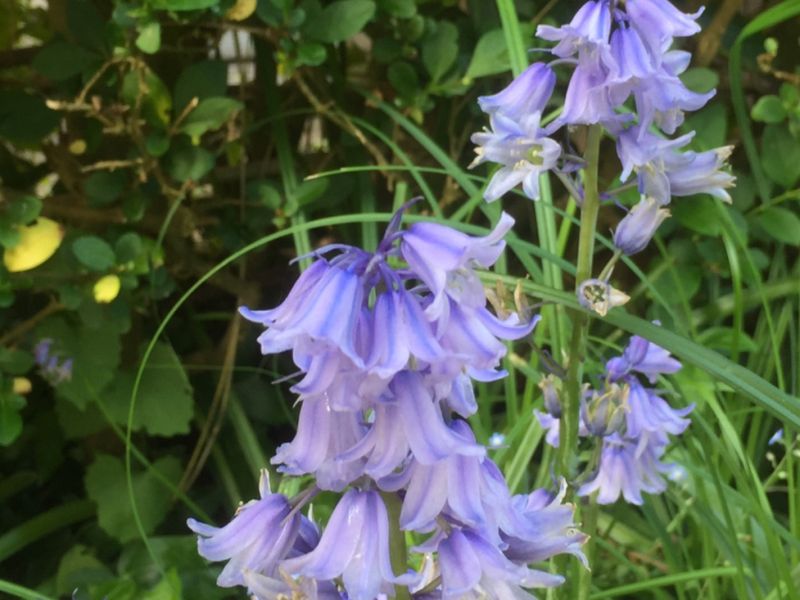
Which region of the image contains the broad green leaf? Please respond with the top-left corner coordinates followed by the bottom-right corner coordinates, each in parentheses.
top-left (67, 0), bottom-right (108, 53)
top-left (32, 40), bottom-right (98, 81)
top-left (121, 69), bottom-right (172, 127)
top-left (0, 91), bottom-right (60, 144)
top-left (303, 0), bottom-right (376, 43)
top-left (166, 145), bottom-right (215, 182)
top-left (464, 29), bottom-right (509, 81)
top-left (697, 327), bottom-right (759, 353)
top-left (115, 232), bottom-right (143, 263)
top-left (681, 67), bottom-right (719, 93)
top-left (105, 343), bottom-right (194, 437)
top-left (7, 195), bottom-right (42, 225)
top-left (761, 124), bottom-right (800, 188)
top-left (72, 236), bottom-right (116, 271)
top-left (35, 316), bottom-right (121, 410)
top-left (173, 60), bottom-right (228, 113)
top-left (672, 196), bottom-right (723, 236)
top-left (685, 103), bottom-right (727, 151)
top-left (180, 97), bottom-right (243, 139)
top-left (84, 171), bottom-right (126, 207)
top-left (55, 546), bottom-right (114, 596)
top-left (136, 20), bottom-right (161, 54)
top-left (84, 454), bottom-right (182, 543)
top-left (755, 206), bottom-right (800, 245)
top-left (297, 42), bottom-right (327, 66)
top-left (377, 0), bottom-right (415, 18)
top-left (751, 95), bottom-right (787, 123)
top-left (388, 61), bottom-right (419, 98)
top-left (0, 348), bottom-right (34, 375)
top-left (422, 21), bottom-right (458, 82)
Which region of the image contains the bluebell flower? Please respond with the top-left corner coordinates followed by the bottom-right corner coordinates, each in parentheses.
top-left (435, 526), bottom-right (566, 597)
top-left (606, 333), bottom-right (681, 383)
top-left (33, 337), bottom-right (73, 384)
top-left (478, 62), bottom-right (556, 122)
top-left (555, 51), bottom-right (624, 129)
top-left (243, 570), bottom-right (342, 600)
top-left (400, 213), bottom-right (513, 319)
top-left (272, 394), bottom-right (367, 491)
top-left (626, 0), bottom-right (703, 55)
top-left (187, 471), bottom-right (301, 587)
top-left (617, 128), bottom-right (734, 204)
top-left (536, 0), bottom-right (612, 58)
top-left (470, 112), bottom-right (561, 201)
top-left (577, 278), bottom-right (630, 316)
top-left (613, 196), bottom-right (671, 255)
top-left (578, 431), bottom-right (671, 504)
top-left (580, 383), bottom-right (627, 437)
top-left (769, 428), bottom-right (784, 446)
top-left (281, 489), bottom-right (420, 600)
top-left (500, 479), bottom-right (588, 567)
top-left (624, 378), bottom-right (693, 438)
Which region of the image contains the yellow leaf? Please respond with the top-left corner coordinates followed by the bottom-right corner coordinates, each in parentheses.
top-left (93, 274), bottom-right (121, 304)
top-left (226, 0), bottom-right (256, 21)
top-left (13, 377), bottom-right (32, 395)
top-left (3, 217), bottom-right (64, 272)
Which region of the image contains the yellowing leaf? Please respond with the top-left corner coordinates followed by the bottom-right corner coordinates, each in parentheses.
top-left (3, 217), bottom-right (64, 272)
top-left (93, 274), bottom-right (121, 303)
top-left (226, 0), bottom-right (256, 21)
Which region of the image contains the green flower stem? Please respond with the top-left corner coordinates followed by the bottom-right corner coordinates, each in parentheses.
top-left (559, 124), bottom-right (603, 479)
top-left (382, 492), bottom-right (411, 600)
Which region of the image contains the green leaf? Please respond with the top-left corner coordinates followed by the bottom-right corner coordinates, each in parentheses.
top-left (35, 316), bottom-right (121, 409)
top-left (464, 29), bottom-right (509, 81)
top-left (150, 0), bottom-right (218, 10)
top-left (751, 95), bottom-right (787, 123)
top-left (115, 232), bottom-right (143, 263)
top-left (292, 178), bottom-right (328, 209)
top-left (7, 195), bottom-right (42, 225)
top-left (0, 388), bottom-right (25, 446)
top-left (388, 61), bottom-right (419, 98)
top-left (297, 42), bottom-right (327, 66)
top-left (422, 21), bottom-right (458, 82)
top-left (55, 546), bottom-right (114, 597)
top-left (180, 97), bottom-right (243, 139)
top-left (685, 103), bottom-right (727, 151)
top-left (84, 171), bottom-right (126, 207)
top-left (105, 343), bottom-right (194, 437)
top-left (166, 145), bottom-right (215, 182)
top-left (697, 327), bottom-right (758, 353)
top-left (680, 67), bottom-right (719, 93)
top-left (0, 348), bottom-right (34, 375)
top-left (755, 206), bottom-right (800, 245)
top-left (303, 0), bottom-right (376, 43)
top-left (761, 123), bottom-right (800, 188)
top-left (72, 235), bottom-right (116, 271)
top-left (67, 0), bottom-right (108, 53)
top-left (173, 60), bottom-right (227, 114)
top-left (0, 91), bottom-right (60, 145)
top-left (84, 454), bottom-right (182, 543)
top-left (121, 69), bottom-right (172, 127)
top-left (672, 196), bottom-right (722, 236)
top-left (32, 40), bottom-right (98, 81)
top-left (377, 0), bottom-right (415, 18)
top-left (136, 20), bottom-right (161, 54)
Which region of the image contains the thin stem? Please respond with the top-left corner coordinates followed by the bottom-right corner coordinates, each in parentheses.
top-left (562, 123), bottom-right (603, 599)
top-left (382, 492), bottom-right (412, 600)
top-left (558, 124), bottom-right (603, 479)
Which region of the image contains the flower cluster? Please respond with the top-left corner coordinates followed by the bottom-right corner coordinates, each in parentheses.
top-left (33, 338), bottom-right (73, 385)
top-left (471, 0), bottom-right (735, 255)
top-left (536, 333), bottom-right (692, 504)
top-left (189, 211), bottom-right (587, 598)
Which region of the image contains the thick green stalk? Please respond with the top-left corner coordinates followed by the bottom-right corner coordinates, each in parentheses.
top-left (382, 492), bottom-right (411, 600)
top-left (558, 124), bottom-right (603, 478)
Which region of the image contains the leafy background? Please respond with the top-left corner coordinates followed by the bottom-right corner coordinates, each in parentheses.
top-left (0, 0), bottom-right (799, 598)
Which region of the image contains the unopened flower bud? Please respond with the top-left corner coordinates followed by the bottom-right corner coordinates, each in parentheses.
top-left (539, 374), bottom-right (562, 417)
top-left (581, 383), bottom-right (628, 437)
top-left (613, 197), bottom-right (670, 255)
